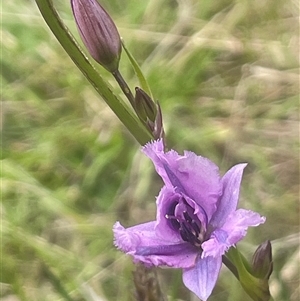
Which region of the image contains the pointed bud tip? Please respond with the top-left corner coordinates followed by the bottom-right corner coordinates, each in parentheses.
top-left (134, 88), bottom-right (157, 123)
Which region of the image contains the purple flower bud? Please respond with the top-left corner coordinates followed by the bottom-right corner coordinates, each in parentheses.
top-left (135, 88), bottom-right (157, 123)
top-left (134, 88), bottom-right (165, 141)
top-left (71, 0), bottom-right (122, 72)
top-left (252, 240), bottom-right (273, 280)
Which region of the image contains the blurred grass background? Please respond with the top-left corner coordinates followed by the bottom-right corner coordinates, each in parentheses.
top-left (1, 0), bottom-right (299, 300)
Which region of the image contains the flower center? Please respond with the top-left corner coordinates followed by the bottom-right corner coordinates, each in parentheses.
top-left (166, 198), bottom-right (206, 248)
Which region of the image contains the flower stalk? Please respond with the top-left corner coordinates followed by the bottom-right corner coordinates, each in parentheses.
top-left (133, 263), bottom-right (166, 301)
top-left (35, 0), bottom-right (152, 145)
top-left (35, 1), bottom-right (272, 300)
top-left (112, 70), bottom-right (136, 109)
top-left (70, 0), bottom-right (164, 142)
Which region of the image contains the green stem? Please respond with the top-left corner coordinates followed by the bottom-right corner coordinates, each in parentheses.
top-left (222, 255), bottom-right (239, 280)
top-left (226, 247), bottom-right (273, 301)
top-left (35, 0), bottom-right (152, 145)
top-left (112, 70), bottom-right (136, 110)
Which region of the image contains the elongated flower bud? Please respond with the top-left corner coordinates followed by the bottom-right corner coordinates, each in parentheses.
top-left (71, 0), bottom-right (122, 72)
top-left (252, 240), bottom-right (273, 280)
top-left (135, 87), bottom-right (157, 123)
top-left (134, 88), bottom-right (165, 141)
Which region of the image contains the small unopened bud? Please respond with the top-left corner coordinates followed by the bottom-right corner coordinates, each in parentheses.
top-left (134, 88), bottom-right (165, 141)
top-left (135, 88), bottom-right (157, 123)
top-left (252, 240), bottom-right (273, 280)
top-left (71, 0), bottom-right (122, 72)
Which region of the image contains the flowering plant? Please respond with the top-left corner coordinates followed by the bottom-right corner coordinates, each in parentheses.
top-left (35, 0), bottom-right (274, 300)
top-left (114, 139), bottom-right (265, 300)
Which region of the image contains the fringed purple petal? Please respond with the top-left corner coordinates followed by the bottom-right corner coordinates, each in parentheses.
top-left (142, 140), bottom-right (222, 221)
top-left (113, 221), bottom-right (198, 268)
top-left (202, 209), bottom-right (266, 257)
top-left (221, 209), bottom-right (266, 245)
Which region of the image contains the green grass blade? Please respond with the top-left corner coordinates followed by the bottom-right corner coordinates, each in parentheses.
top-left (35, 0), bottom-right (152, 145)
top-left (43, 264), bottom-right (76, 301)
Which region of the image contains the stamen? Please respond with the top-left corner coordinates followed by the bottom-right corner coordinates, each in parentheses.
top-left (166, 199), bottom-right (207, 248)
top-left (165, 213), bottom-right (181, 230)
top-left (179, 227), bottom-right (189, 242)
top-left (191, 220), bottom-right (201, 234)
top-left (183, 211), bottom-right (192, 223)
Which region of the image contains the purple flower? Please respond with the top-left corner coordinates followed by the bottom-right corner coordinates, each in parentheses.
top-left (113, 140), bottom-right (265, 301)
